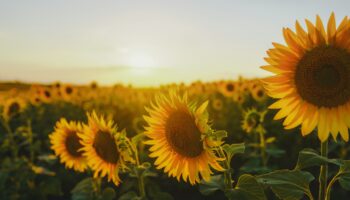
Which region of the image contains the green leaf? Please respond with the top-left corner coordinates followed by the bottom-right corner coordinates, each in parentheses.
top-left (336, 160), bottom-right (350, 191)
top-left (132, 133), bottom-right (145, 145)
top-left (101, 187), bottom-right (116, 200)
top-left (214, 130), bottom-right (228, 140)
top-left (222, 143), bottom-right (245, 161)
top-left (339, 173), bottom-right (350, 191)
top-left (265, 147), bottom-right (285, 158)
top-left (295, 148), bottom-right (341, 170)
top-left (257, 170), bottom-right (314, 200)
top-left (118, 191), bottom-right (139, 200)
top-left (199, 174), bottom-right (225, 196)
top-left (71, 178), bottom-right (94, 200)
top-left (226, 174), bottom-right (266, 200)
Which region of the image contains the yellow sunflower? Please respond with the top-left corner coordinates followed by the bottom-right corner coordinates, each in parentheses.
top-left (143, 91), bottom-right (224, 185)
top-left (251, 86), bottom-right (267, 102)
top-left (261, 13), bottom-right (350, 142)
top-left (78, 112), bottom-right (130, 186)
top-left (49, 119), bottom-right (87, 172)
top-left (212, 98), bottom-right (224, 111)
top-left (219, 81), bottom-right (237, 97)
top-left (39, 87), bottom-right (54, 103)
top-left (3, 98), bottom-right (26, 120)
top-left (61, 84), bottom-right (75, 100)
top-left (241, 108), bottom-right (264, 134)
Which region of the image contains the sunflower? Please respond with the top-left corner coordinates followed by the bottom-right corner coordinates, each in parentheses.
top-left (219, 81), bottom-right (236, 97)
top-left (78, 112), bottom-right (130, 186)
top-left (61, 84), bottom-right (75, 100)
top-left (261, 13), bottom-right (350, 142)
top-left (132, 117), bottom-right (146, 134)
top-left (241, 108), bottom-right (264, 134)
top-left (40, 87), bottom-right (53, 103)
top-left (49, 119), bottom-right (87, 172)
top-left (251, 86), bottom-right (267, 102)
top-left (233, 92), bottom-right (245, 104)
top-left (30, 95), bottom-right (42, 105)
top-left (212, 98), bottom-right (224, 111)
top-left (3, 98), bottom-right (26, 120)
top-left (143, 91), bottom-right (224, 185)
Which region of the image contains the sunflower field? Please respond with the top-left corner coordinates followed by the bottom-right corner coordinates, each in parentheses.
top-left (2, 13), bottom-right (350, 200)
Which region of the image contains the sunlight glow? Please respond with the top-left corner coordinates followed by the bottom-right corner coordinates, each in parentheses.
top-left (128, 53), bottom-right (156, 69)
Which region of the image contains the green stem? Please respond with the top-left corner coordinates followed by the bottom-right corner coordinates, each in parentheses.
top-left (93, 177), bottom-right (102, 197)
top-left (325, 172), bottom-right (340, 200)
top-left (318, 141), bottom-right (328, 200)
top-left (27, 120), bottom-right (34, 162)
top-left (126, 139), bottom-right (146, 199)
top-left (258, 129), bottom-right (267, 167)
top-left (137, 171), bottom-right (146, 199)
top-left (0, 117), bottom-right (18, 159)
top-left (218, 147), bottom-right (233, 190)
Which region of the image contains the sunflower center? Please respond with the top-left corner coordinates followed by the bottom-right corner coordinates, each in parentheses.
top-left (295, 46), bottom-right (350, 107)
top-left (66, 87), bottom-right (73, 94)
top-left (257, 90), bottom-right (264, 98)
top-left (165, 110), bottom-right (203, 157)
top-left (93, 131), bottom-right (119, 164)
top-left (247, 112), bottom-right (260, 129)
top-left (44, 90), bottom-right (51, 98)
top-left (226, 83), bottom-right (234, 92)
top-left (65, 132), bottom-right (83, 157)
top-left (8, 102), bottom-right (20, 115)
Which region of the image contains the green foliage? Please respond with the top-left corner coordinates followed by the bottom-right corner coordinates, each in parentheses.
top-left (199, 175), bottom-right (225, 196)
top-left (227, 174), bottom-right (267, 200)
top-left (257, 170), bottom-right (314, 200)
top-left (71, 178), bottom-right (94, 200)
top-left (101, 187), bottom-right (117, 200)
top-left (295, 148), bottom-right (341, 170)
top-left (222, 143), bottom-right (246, 162)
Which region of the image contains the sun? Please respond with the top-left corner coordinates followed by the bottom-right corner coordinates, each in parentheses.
top-left (128, 53), bottom-right (155, 68)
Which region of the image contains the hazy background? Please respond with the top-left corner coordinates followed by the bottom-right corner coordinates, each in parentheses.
top-left (1, 0), bottom-right (349, 86)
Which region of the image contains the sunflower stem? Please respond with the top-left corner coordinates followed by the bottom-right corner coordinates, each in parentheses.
top-left (258, 129), bottom-right (267, 167)
top-left (0, 116), bottom-right (18, 159)
top-left (27, 119), bottom-right (34, 163)
top-left (218, 147), bottom-right (233, 190)
top-left (137, 171), bottom-right (146, 199)
top-left (126, 139), bottom-right (146, 199)
top-left (318, 140), bottom-right (328, 200)
top-left (325, 171), bottom-right (340, 200)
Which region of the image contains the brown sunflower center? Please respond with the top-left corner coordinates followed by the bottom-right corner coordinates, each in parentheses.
top-left (65, 131), bottom-right (83, 157)
top-left (295, 46), bottom-right (350, 107)
top-left (247, 112), bottom-right (260, 129)
top-left (93, 131), bottom-right (119, 164)
top-left (8, 102), bottom-right (20, 115)
top-left (66, 87), bottom-right (73, 95)
top-left (44, 90), bottom-right (51, 98)
top-left (226, 83), bottom-right (234, 92)
top-left (165, 110), bottom-right (203, 158)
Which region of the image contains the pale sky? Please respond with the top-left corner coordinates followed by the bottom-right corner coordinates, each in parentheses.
top-left (1, 0), bottom-right (350, 86)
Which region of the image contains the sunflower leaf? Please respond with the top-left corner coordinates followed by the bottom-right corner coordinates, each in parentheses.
top-left (256, 169), bottom-right (314, 200)
top-left (222, 143), bottom-right (245, 161)
top-left (118, 191), bottom-right (139, 200)
top-left (335, 160), bottom-right (350, 191)
top-left (132, 133), bottom-right (145, 145)
top-left (199, 174), bottom-right (225, 196)
top-left (100, 187), bottom-right (116, 200)
top-left (71, 178), bottom-right (94, 200)
top-left (226, 174), bottom-right (266, 200)
top-left (295, 148), bottom-right (341, 170)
